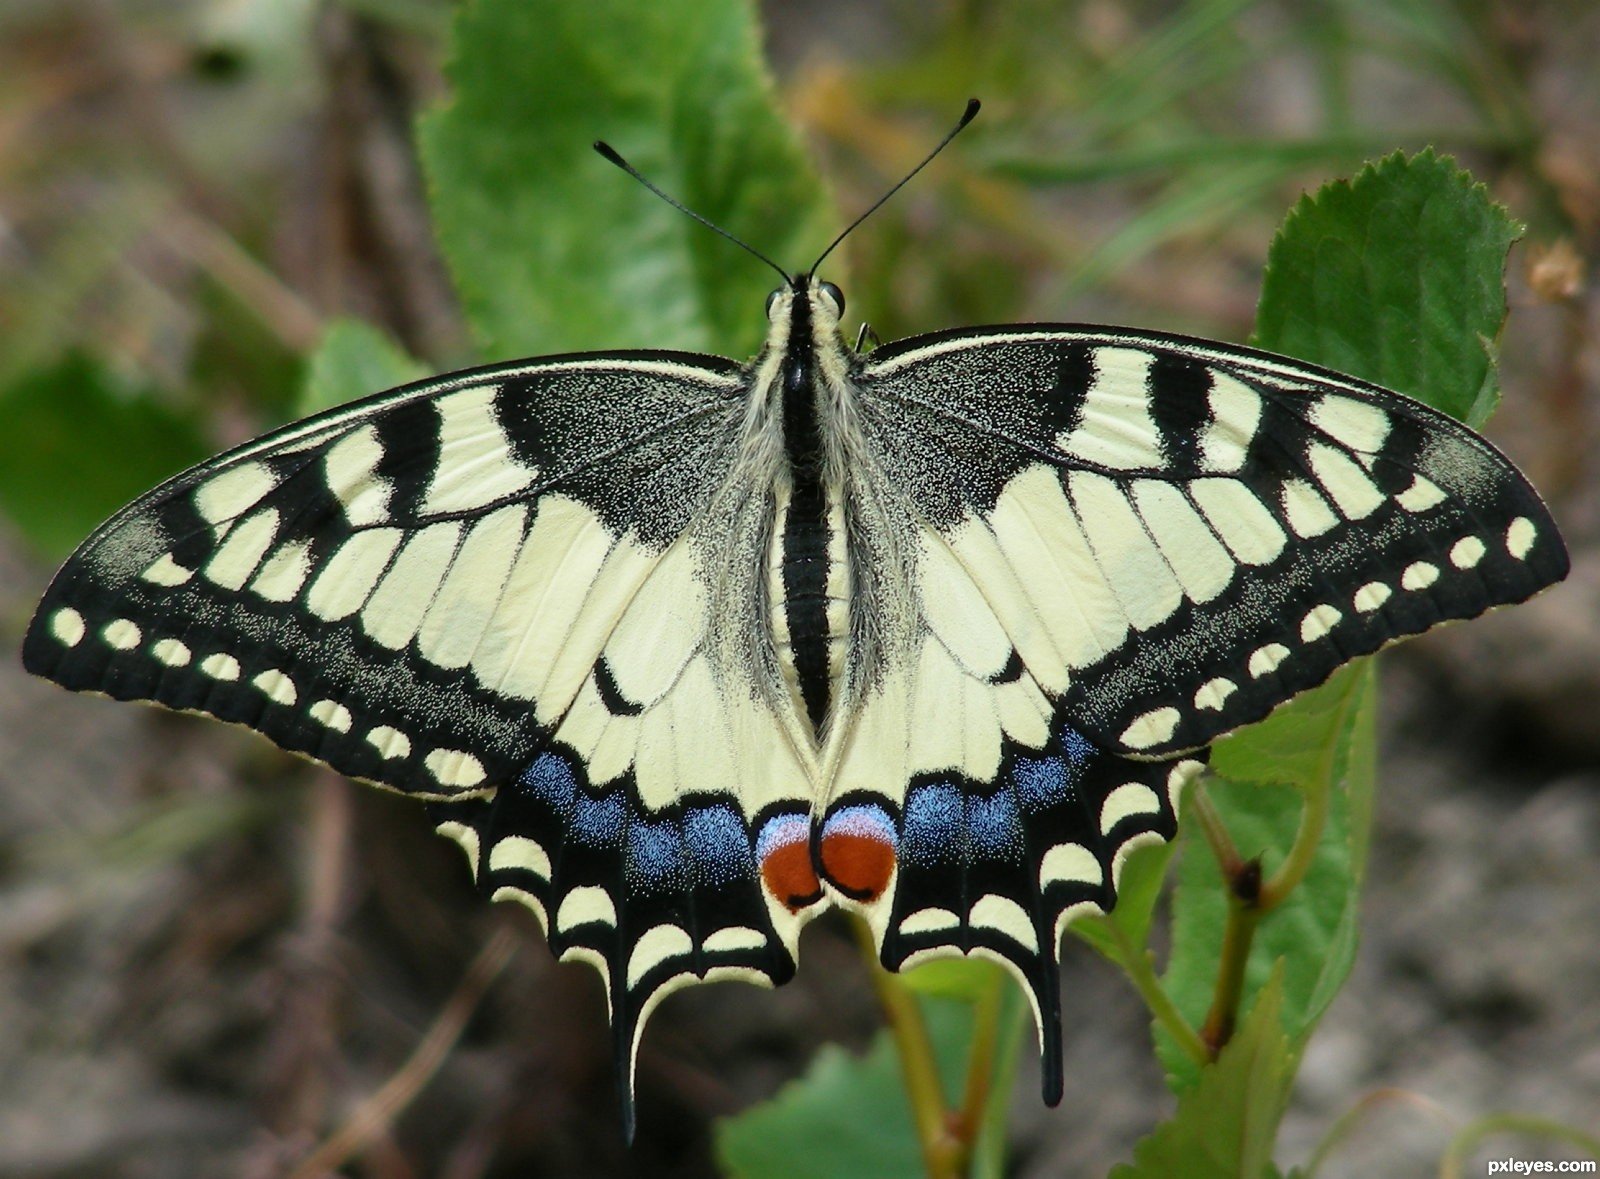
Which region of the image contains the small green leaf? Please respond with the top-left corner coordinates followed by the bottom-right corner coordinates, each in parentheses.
top-left (1072, 838), bottom-right (1176, 959)
top-left (897, 955), bottom-right (1005, 1001)
top-left (0, 354), bottom-right (209, 560)
top-left (419, 0), bottom-right (834, 361)
top-left (1159, 665), bottom-right (1374, 1091)
top-left (715, 999), bottom-right (972, 1179)
top-left (298, 318), bottom-right (426, 417)
top-left (1254, 149), bottom-right (1520, 427)
top-left (1114, 969), bottom-right (1294, 1179)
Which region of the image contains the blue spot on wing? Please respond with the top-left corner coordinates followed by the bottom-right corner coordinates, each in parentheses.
top-left (902, 782), bottom-right (962, 867)
top-left (968, 791), bottom-right (1023, 860)
top-left (626, 817), bottom-right (687, 894)
top-left (685, 804), bottom-right (754, 887)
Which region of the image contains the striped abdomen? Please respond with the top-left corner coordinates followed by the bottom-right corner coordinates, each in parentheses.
top-left (769, 481), bottom-right (848, 740)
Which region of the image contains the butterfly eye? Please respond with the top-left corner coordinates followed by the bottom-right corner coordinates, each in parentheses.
top-left (765, 288), bottom-right (784, 320)
top-left (817, 281), bottom-right (846, 318)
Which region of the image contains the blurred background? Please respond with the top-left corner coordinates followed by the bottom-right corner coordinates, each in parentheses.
top-left (0, 1), bottom-right (1596, 1175)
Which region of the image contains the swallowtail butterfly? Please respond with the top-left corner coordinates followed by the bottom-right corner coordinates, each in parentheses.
top-left (22, 101), bottom-right (1567, 1126)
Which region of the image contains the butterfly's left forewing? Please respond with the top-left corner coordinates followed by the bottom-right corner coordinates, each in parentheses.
top-left (23, 353), bottom-right (822, 1118)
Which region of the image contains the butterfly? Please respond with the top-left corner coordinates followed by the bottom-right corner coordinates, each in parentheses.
top-left (22, 100), bottom-right (1567, 1130)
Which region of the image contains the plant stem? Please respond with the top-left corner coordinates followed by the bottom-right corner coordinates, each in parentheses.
top-left (1439, 1113), bottom-right (1600, 1179)
top-left (1259, 676), bottom-right (1358, 910)
top-left (1104, 917), bottom-right (1209, 1067)
top-left (851, 918), bottom-right (962, 1179)
top-left (955, 964), bottom-right (1004, 1142)
top-left (1188, 779), bottom-right (1246, 878)
top-left (1199, 861), bottom-right (1263, 1055)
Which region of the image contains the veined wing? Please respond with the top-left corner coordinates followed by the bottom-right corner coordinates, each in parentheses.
top-left (810, 323), bottom-right (1565, 1101)
top-left (23, 351), bottom-right (824, 1125)
top-left (857, 324), bottom-right (1568, 759)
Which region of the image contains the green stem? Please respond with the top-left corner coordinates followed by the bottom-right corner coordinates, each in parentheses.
top-left (1199, 874), bottom-right (1262, 1055)
top-left (1188, 779), bottom-right (1246, 877)
top-left (1439, 1114), bottom-right (1600, 1179)
top-left (1260, 677), bottom-right (1359, 910)
top-left (955, 965), bottom-right (1005, 1143)
top-left (1105, 917), bottom-right (1209, 1067)
top-left (851, 918), bottom-right (962, 1179)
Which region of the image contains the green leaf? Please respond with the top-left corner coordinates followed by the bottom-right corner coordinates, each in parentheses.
top-left (1072, 838), bottom-right (1176, 960)
top-left (896, 955), bottom-right (1005, 1002)
top-left (715, 998), bottom-right (973, 1179)
top-left (1159, 665), bottom-right (1374, 1091)
top-left (419, 0), bottom-right (834, 361)
top-left (1253, 149), bottom-right (1520, 427)
top-left (1114, 969), bottom-right (1294, 1179)
top-left (0, 354), bottom-right (209, 560)
top-left (297, 318), bottom-right (427, 417)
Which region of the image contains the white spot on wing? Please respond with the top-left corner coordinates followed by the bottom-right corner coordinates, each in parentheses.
top-left (1130, 480), bottom-right (1234, 604)
top-left (1248, 643), bottom-right (1289, 678)
top-left (324, 425), bottom-right (390, 526)
top-left (488, 834), bottom-right (551, 878)
top-left (627, 924), bottom-right (694, 988)
top-left (252, 669), bottom-right (296, 705)
top-left (1281, 479), bottom-right (1339, 538)
top-left (1506, 517), bottom-right (1536, 559)
top-left (434, 820), bottom-right (480, 874)
top-left (1300, 604), bottom-right (1342, 642)
top-left (1309, 394), bottom-right (1390, 453)
top-left (141, 553), bottom-right (193, 586)
top-left (251, 540), bottom-right (314, 603)
top-left (1308, 443), bottom-right (1384, 519)
top-left (702, 926), bottom-right (769, 954)
top-left (1396, 475), bottom-right (1447, 512)
top-left (152, 638), bottom-right (191, 666)
top-left (205, 508), bottom-right (280, 590)
top-left (1198, 373), bottom-right (1261, 472)
top-left (310, 699), bottom-right (353, 732)
top-left (366, 725), bottom-right (411, 759)
top-left (306, 528), bottom-right (403, 621)
top-left (1068, 470), bottom-right (1183, 631)
top-left (200, 653), bottom-right (241, 680)
top-left (1099, 782), bottom-right (1163, 835)
top-left (362, 521), bottom-right (462, 649)
top-left (1401, 561), bottom-right (1440, 590)
top-left (1119, 706), bottom-right (1179, 750)
top-left (899, 907), bottom-right (960, 936)
top-left (51, 608), bottom-right (86, 647)
top-left (968, 894), bottom-right (1038, 952)
top-left (102, 618), bottom-right (141, 650)
top-left (556, 885), bottom-right (616, 931)
top-left (1450, 536), bottom-right (1487, 569)
top-left (1194, 676), bottom-right (1236, 711)
top-left (194, 462), bottom-right (278, 525)
top-left (1353, 582), bottom-right (1391, 612)
top-left (424, 747), bottom-right (486, 788)
top-left (1190, 479), bottom-right (1286, 565)
top-left (1038, 842), bottom-right (1101, 888)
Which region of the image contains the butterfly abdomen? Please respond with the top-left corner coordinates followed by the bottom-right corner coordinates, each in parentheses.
top-left (770, 482), bottom-right (849, 739)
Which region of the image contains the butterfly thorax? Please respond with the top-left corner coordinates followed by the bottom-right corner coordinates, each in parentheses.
top-left (694, 279), bottom-right (908, 752)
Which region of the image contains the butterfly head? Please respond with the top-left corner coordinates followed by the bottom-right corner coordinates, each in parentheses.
top-left (765, 274), bottom-right (845, 329)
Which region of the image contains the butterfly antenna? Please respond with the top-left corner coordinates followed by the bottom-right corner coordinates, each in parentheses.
top-left (594, 141), bottom-right (791, 284)
top-left (808, 97), bottom-right (981, 278)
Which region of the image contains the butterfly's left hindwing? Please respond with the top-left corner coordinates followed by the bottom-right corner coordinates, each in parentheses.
top-left (22, 353), bottom-right (824, 1123)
